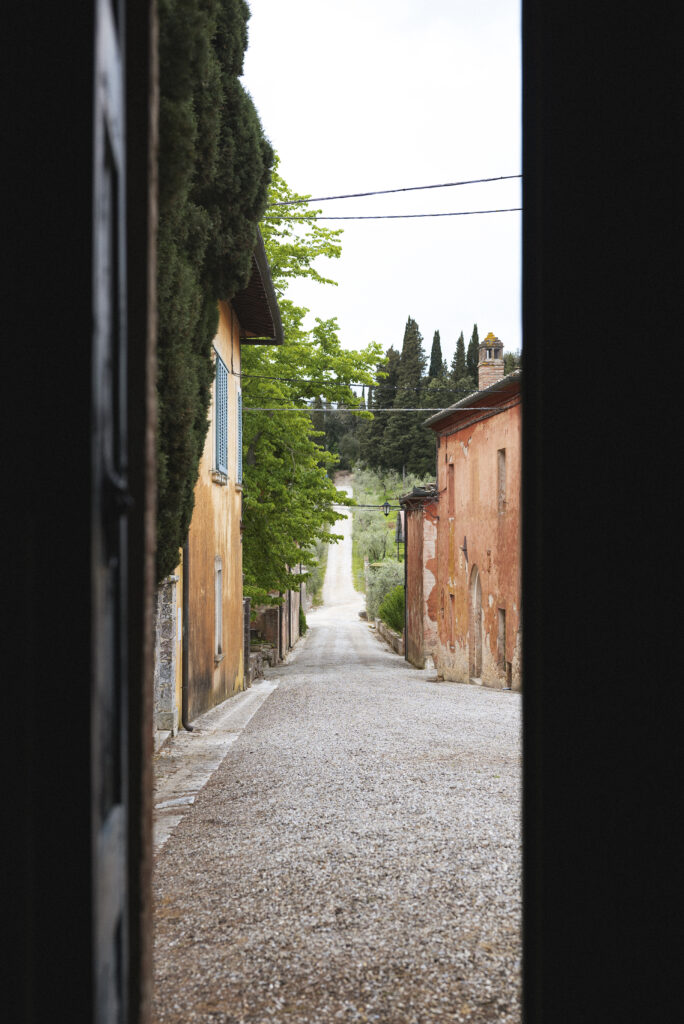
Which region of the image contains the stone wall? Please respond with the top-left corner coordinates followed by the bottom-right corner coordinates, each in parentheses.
top-left (375, 618), bottom-right (405, 657)
top-left (154, 576), bottom-right (180, 735)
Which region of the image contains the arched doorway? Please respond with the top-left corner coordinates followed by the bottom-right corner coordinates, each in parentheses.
top-left (469, 564), bottom-right (482, 680)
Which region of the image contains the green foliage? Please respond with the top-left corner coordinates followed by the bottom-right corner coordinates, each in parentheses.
top-left (451, 331), bottom-right (466, 382)
top-left (378, 316), bottom-right (437, 477)
top-left (428, 330), bottom-right (444, 380)
top-left (156, 0), bottom-right (273, 581)
top-left (378, 584), bottom-right (405, 634)
top-left (241, 163), bottom-right (382, 607)
top-left (466, 323), bottom-right (480, 381)
top-left (504, 349), bottom-right (522, 375)
top-left (358, 347), bottom-right (400, 469)
top-left (306, 535), bottom-right (329, 606)
top-left (299, 605), bottom-right (307, 635)
top-left (350, 466), bottom-right (425, 609)
top-left (367, 561), bottom-right (404, 622)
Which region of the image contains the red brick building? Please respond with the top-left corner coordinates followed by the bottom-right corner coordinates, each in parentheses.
top-left (402, 335), bottom-right (522, 690)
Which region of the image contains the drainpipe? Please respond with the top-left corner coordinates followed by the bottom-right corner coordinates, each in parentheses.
top-left (181, 539), bottom-right (193, 731)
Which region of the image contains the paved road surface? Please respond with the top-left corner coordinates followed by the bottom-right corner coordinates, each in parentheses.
top-left (152, 477), bottom-right (521, 1023)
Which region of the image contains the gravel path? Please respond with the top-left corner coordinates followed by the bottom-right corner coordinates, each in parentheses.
top-left (152, 481), bottom-right (522, 1023)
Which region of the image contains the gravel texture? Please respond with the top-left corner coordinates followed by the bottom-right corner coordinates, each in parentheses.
top-left (153, 484), bottom-right (522, 1023)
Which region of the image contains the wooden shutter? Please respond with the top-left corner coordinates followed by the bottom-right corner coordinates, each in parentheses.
top-left (215, 356), bottom-right (228, 474)
top-left (237, 390), bottom-right (243, 483)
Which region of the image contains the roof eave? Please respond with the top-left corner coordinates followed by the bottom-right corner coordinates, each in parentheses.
top-left (231, 228), bottom-right (284, 346)
top-left (423, 369), bottom-right (522, 429)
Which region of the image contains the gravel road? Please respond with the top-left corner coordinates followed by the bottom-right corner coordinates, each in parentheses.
top-left (152, 478), bottom-right (522, 1023)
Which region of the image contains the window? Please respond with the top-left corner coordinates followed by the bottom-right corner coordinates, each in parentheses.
top-left (215, 354), bottom-right (228, 475)
top-left (497, 448), bottom-right (506, 513)
top-left (236, 389), bottom-right (243, 484)
top-left (214, 557), bottom-right (223, 660)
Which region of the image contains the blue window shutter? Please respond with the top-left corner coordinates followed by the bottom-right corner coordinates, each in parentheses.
top-left (237, 390), bottom-right (243, 484)
top-left (215, 356), bottom-right (228, 473)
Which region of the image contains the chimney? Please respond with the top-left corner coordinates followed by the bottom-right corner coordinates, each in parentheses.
top-left (477, 332), bottom-right (505, 390)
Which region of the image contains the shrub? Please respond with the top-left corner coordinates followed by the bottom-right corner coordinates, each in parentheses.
top-left (378, 584), bottom-right (405, 634)
top-left (299, 606), bottom-right (307, 635)
top-left (366, 560), bottom-right (403, 621)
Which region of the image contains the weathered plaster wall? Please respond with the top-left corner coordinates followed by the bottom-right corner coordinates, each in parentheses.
top-left (405, 509), bottom-right (424, 667)
top-left (186, 301), bottom-right (245, 720)
top-left (422, 504), bottom-right (439, 660)
top-left (431, 402), bottom-right (521, 690)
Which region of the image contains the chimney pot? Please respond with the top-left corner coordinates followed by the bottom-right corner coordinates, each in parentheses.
top-left (478, 332), bottom-right (504, 390)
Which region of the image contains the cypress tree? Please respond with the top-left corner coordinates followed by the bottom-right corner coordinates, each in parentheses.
top-left (156, 0), bottom-right (273, 581)
top-left (380, 317), bottom-right (429, 474)
top-left (466, 323), bottom-right (480, 381)
top-left (428, 329), bottom-right (444, 379)
top-left (360, 347), bottom-right (400, 468)
top-left (451, 331), bottom-right (466, 382)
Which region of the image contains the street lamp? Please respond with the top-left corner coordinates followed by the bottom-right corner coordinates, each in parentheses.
top-left (382, 500), bottom-right (390, 516)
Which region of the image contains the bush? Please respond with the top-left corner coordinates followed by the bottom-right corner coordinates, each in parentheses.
top-left (299, 606), bottom-right (307, 635)
top-left (366, 560), bottom-right (403, 621)
top-left (378, 584), bottom-right (405, 634)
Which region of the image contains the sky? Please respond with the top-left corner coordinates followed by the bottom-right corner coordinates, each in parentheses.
top-left (243, 0), bottom-right (521, 369)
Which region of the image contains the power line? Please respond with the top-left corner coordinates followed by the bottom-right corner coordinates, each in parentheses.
top-left (269, 207), bottom-right (522, 222)
top-left (270, 174), bottom-right (522, 206)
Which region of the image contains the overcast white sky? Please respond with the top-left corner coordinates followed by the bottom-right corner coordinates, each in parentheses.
top-left (243, 0), bottom-right (521, 368)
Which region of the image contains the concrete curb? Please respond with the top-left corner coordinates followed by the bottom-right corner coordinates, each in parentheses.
top-left (153, 679), bottom-right (279, 851)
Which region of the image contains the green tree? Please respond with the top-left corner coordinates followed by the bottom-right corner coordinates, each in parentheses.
top-left (359, 347), bottom-right (400, 469)
top-left (241, 164), bottom-right (382, 607)
top-left (466, 323), bottom-right (480, 381)
top-left (379, 317), bottom-right (426, 474)
top-left (156, 0), bottom-right (273, 581)
top-left (451, 331), bottom-right (466, 382)
top-left (504, 348), bottom-right (522, 375)
top-left (428, 330), bottom-right (444, 379)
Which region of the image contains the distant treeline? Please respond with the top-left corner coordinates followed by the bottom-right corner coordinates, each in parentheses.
top-left (320, 318), bottom-right (520, 477)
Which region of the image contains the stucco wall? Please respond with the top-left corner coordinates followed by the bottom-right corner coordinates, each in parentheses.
top-left (430, 401), bottom-right (522, 690)
top-left (186, 301), bottom-right (245, 720)
top-left (405, 509), bottom-right (424, 667)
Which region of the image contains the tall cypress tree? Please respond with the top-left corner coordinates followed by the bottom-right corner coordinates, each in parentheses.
top-left (360, 347), bottom-right (400, 468)
top-left (466, 323), bottom-right (480, 382)
top-left (428, 329), bottom-right (444, 380)
top-left (156, 0), bottom-right (273, 581)
top-left (380, 317), bottom-right (429, 474)
top-left (451, 331), bottom-right (466, 382)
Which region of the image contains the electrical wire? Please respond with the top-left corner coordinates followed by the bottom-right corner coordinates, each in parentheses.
top-left (268, 208), bottom-right (522, 221)
top-left (270, 174), bottom-right (522, 206)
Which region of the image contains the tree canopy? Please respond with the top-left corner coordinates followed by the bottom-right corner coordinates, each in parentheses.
top-left (241, 162), bottom-right (382, 606)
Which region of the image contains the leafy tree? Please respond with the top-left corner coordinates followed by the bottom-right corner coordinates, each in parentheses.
top-left (428, 330), bottom-right (444, 380)
top-left (504, 348), bottom-right (522, 375)
top-left (241, 164), bottom-right (382, 606)
top-left (466, 323), bottom-right (480, 381)
top-left (156, 0), bottom-right (273, 581)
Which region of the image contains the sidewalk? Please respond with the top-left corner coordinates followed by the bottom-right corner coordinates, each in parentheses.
top-left (153, 678), bottom-right (279, 851)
